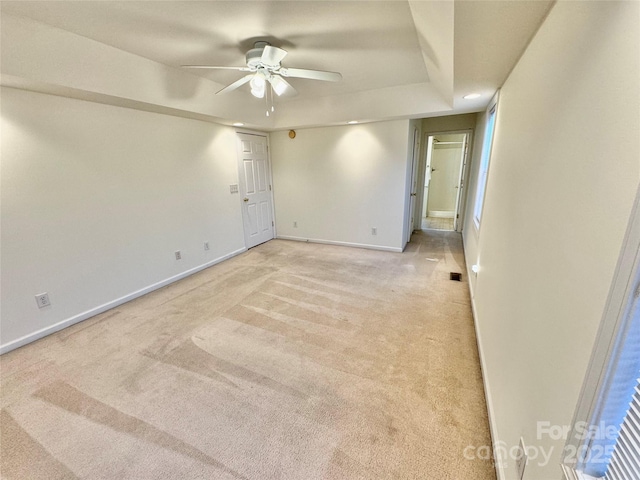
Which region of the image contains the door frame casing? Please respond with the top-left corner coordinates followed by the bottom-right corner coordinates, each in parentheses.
top-left (235, 130), bottom-right (276, 247)
top-left (406, 126), bottom-right (421, 243)
top-left (414, 128), bottom-right (474, 232)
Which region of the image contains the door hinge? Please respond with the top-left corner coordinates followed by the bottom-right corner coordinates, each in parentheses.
top-left (272, 221), bottom-right (274, 226)
top-left (457, 214), bottom-right (460, 218)
top-left (269, 185), bottom-right (272, 191)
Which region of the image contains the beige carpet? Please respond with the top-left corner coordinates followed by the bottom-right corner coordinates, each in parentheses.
top-left (0, 231), bottom-right (495, 480)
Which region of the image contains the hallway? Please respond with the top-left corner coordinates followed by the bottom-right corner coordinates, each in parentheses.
top-left (422, 216), bottom-right (455, 231)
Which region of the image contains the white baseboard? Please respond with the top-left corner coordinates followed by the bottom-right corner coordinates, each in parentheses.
top-left (0, 247), bottom-right (247, 355)
top-left (466, 255), bottom-right (504, 480)
top-left (276, 235), bottom-right (402, 253)
top-left (427, 210), bottom-right (455, 218)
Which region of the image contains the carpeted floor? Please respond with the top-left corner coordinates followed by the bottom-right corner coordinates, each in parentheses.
top-left (0, 231), bottom-right (495, 480)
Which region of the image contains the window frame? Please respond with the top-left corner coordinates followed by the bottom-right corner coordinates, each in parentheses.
top-left (473, 91), bottom-right (500, 230)
top-left (562, 185), bottom-right (640, 479)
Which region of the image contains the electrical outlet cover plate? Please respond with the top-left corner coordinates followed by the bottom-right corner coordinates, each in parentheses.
top-left (175, 251), bottom-right (182, 260)
top-left (35, 293), bottom-right (50, 308)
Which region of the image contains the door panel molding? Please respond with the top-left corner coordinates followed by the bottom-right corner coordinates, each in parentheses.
top-left (236, 133), bottom-right (274, 248)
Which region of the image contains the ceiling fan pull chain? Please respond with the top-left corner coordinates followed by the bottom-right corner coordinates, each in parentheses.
top-left (270, 84), bottom-right (275, 113)
top-left (265, 84), bottom-right (270, 116)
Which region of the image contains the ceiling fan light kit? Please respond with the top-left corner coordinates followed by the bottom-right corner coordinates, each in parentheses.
top-left (249, 71), bottom-right (267, 98)
top-left (182, 41), bottom-right (342, 116)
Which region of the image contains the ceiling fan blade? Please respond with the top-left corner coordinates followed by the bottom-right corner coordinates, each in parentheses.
top-left (181, 65), bottom-right (251, 71)
top-left (268, 75), bottom-right (297, 97)
top-left (261, 46), bottom-right (288, 67)
top-left (216, 74), bottom-right (254, 95)
top-left (279, 67), bottom-right (342, 82)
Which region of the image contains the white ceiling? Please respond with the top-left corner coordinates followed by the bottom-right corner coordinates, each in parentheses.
top-left (0, 1), bottom-right (554, 130)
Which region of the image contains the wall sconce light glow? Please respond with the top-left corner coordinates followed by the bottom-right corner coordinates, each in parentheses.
top-left (347, 121), bottom-right (358, 124)
top-left (233, 122), bottom-right (244, 127)
top-left (463, 93), bottom-right (481, 100)
top-left (471, 264), bottom-right (480, 276)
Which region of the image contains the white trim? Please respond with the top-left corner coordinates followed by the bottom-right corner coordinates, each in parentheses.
top-left (405, 125), bottom-right (420, 246)
top-left (563, 182), bottom-right (640, 474)
top-left (427, 210), bottom-right (455, 218)
top-left (0, 247), bottom-right (247, 355)
top-left (454, 130), bottom-right (474, 233)
top-left (266, 133), bottom-right (277, 238)
top-left (468, 278), bottom-right (505, 480)
top-left (277, 235), bottom-right (403, 253)
top-left (416, 128), bottom-right (474, 233)
top-left (561, 465), bottom-right (604, 480)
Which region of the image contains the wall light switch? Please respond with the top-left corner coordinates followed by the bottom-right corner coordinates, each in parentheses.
top-left (204, 242), bottom-right (210, 251)
top-left (229, 184), bottom-right (239, 194)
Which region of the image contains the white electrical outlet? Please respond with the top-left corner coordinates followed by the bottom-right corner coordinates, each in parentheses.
top-left (175, 250), bottom-right (182, 260)
top-left (293, 221), bottom-right (298, 228)
top-left (35, 293), bottom-right (50, 308)
top-left (516, 437), bottom-right (528, 480)
top-left (204, 242), bottom-right (210, 251)
top-left (371, 227), bottom-right (377, 235)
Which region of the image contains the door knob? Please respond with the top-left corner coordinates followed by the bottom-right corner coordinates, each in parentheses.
top-left (243, 197), bottom-right (249, 202)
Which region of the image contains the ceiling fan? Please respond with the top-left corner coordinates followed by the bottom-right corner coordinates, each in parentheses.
top-left (181, 41), bottom-right (342, 100)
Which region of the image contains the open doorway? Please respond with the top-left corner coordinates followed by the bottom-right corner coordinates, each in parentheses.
top-left (421, 133), bottom-right (469, 231)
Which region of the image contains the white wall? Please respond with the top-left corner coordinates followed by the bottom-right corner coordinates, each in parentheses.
top-left (462, 2), bottom-right (640, 480)
top-left (1, 88), bottom-right (246, 352)
top-left (270, 120), bottom-right (411, 252)
top-left (421, 113), bottom-right (477, 134)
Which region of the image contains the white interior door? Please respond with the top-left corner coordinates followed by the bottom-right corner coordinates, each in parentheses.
top-left (453, 134), bottom-right (468, 231)
top-left (237, 133), bottom-right (274, 249)
top-left (406, 127), bottom-right (420, 242)
top-left (453, 133), bottom-right (471, 231)
top-left (422, 135), bottom-right (434, 219)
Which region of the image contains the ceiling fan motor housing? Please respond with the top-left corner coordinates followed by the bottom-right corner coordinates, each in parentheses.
top-left (246, 41), bottom-right (270, 68)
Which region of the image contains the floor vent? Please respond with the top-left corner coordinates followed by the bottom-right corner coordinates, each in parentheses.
top-left (450, 272), bottom-right (462, 281)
